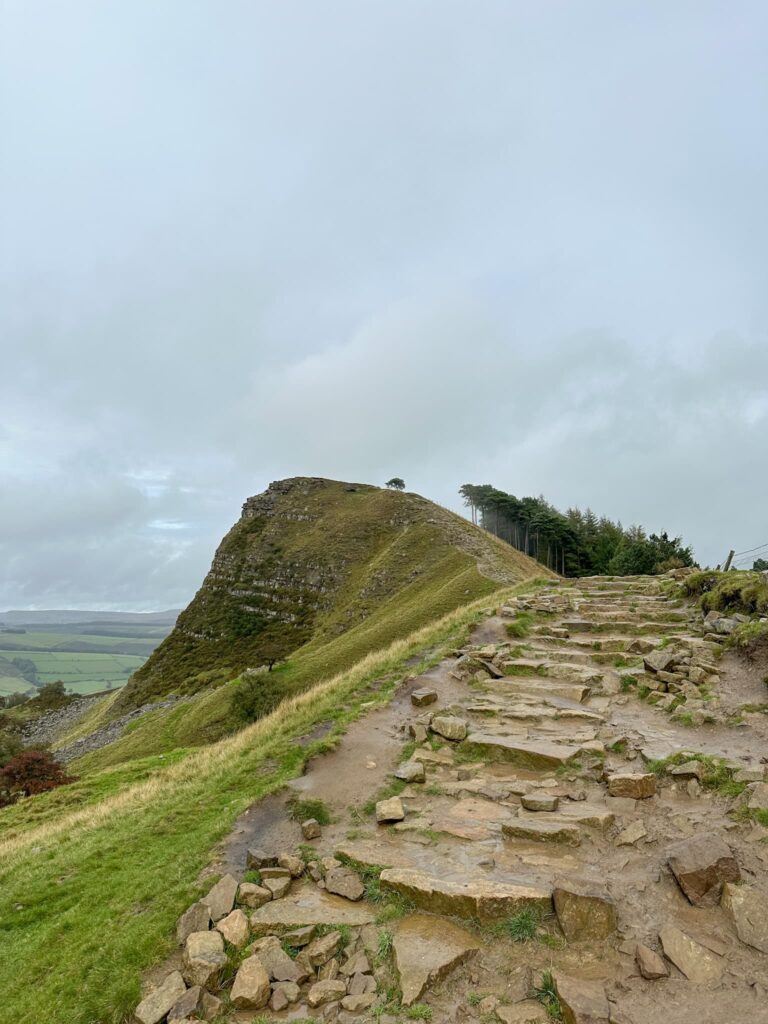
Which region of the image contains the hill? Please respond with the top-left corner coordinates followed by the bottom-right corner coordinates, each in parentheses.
top-left (116, 477), bottom-right (548, 711)
top-left (0, 609), bottom-right (179, 626)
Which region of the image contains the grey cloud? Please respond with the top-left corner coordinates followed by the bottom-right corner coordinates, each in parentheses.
top-left (1, 2), bottom-right (767, 608)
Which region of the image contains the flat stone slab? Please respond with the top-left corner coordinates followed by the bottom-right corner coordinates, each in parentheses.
top-left (659, 925), bottom-right (723, 982)
top-left (393, 913), bottom-right (480, 1005)
top-left (503, 819), bottom-right (581, 846)
top-left (554, 973), bottom-right (610, 1024)
top-left (249, 884), bottom-right (374, 936)
top-left (721, 882), bottom-right (768, 953)
top-left (667, 832), bottom-right (740, 906)
top-left (464, 733), bottom-right (580, 769)
top-left (379, 868), bottom-right (552, 920)
top-left (519, 804), bottom-right (614, 830)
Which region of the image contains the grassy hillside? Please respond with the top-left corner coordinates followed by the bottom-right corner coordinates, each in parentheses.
top-left (0, 585), bottom-right (533, 1024)
top-left (118, 478), bottom-right (547, 711)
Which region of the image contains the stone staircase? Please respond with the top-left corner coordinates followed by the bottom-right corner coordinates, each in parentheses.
top-left (134, 573), bottom-right (768, 1024)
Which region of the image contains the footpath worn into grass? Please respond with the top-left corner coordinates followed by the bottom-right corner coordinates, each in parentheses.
top-left (0, 590), bottom-right (525, 1024)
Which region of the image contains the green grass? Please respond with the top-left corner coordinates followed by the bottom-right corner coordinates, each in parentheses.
top-left (505, 612), bottom-right (534, 639)
top-left (534, 970), bottom-right (563, 1021)
top-left (405, 1004), bottom-right (433, 1020)
top-left (288, 797), bottom-right (332, 825)
top-left (500, 908), bottom-right (539, 942)
top-left (645, 752), bottom-right (747, 797)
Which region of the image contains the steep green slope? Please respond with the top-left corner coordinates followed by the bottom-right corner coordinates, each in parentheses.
top-left (118, 477), bottom-right (547, 711)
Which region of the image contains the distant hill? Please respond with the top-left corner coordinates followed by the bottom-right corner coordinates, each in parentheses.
top-left (0, 609), bottom-right (180, 626)
top-left (118, 477), bottom-right (550, 709)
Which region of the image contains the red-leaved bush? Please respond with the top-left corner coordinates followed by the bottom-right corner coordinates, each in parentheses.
top-left (0, 750), bottom-right (76, 807)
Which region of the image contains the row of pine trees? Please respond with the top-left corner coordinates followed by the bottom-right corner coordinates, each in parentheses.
top-left (459, 484), bottom-right (695, 577)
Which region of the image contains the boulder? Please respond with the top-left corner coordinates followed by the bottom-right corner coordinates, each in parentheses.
top-left (216, 908), bottom-right (250, 947)
top-left (644, 649), bottom-right (679, 674)
top-left (379, 868), bottom-right (551, 920)
top-left (230, 955), bottom-right (271, 1009)
top-left (376, 796), bottom-right (405, 823)
top-left (411, 688), bottom-right (438, 707)
top-left (430, 715), bottom-right (468, 741)
top-left (199, 991), bottom-right (221, 1021)
top-left (395, 760), bottom-right (426, 783)
top-left (238, 882), bottom-right (272, 909)
top-left (554, 973), bottom-right (610, 1024)
top-left (135, 971), bottom-right (187, 1024)
top-left (301, 818), bottom-right (321, 839)
top-left (340, 951), bottom-right (371, 976)
top-left (272, 980), bottom-right (301, 1004)
top-left (201, 874), bottom-right (238, 922)
top-left (552, 878), bottom-right (616, 941)
top-left (635, 943), bottom-right (669, 979)
top-left (176, 901), bottom-right (211, 944)
top-left (669, 761), bottom-right (704, 780)
top-left (659, 925), bottom-right (722, 982)
top-left (721, 882), bottom-right (768, 953)
top-left (325, 866), bottom-right (365, 902)
top-left (282, 924), bottom-right (316, 947)
top-left (408, 721), bottom-right (429, 743)
top-left (607, 773), bottom-right (656, 799)
top-left (248, 936), bottom-right (303, 982)
top-left (318, 957), bottom-right (339, 980)
top-left (182, 930), bottom-right (227, 989)
top-left (666, 833), bottom-right (740, 906)
top-left (307, 980), bottom-right (347, 1007)
top-left (393, 913), bottom-right (480, 1005)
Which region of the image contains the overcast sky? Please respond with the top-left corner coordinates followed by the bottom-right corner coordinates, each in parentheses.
top-left (2, 2), bottom-right (767, 610)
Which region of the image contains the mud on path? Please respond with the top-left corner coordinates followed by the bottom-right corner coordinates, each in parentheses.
top-left (138, 575), bottom-right (768, 1024)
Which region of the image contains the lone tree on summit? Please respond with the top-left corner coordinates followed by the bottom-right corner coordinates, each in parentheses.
top-left (386, 477), bottom-right (405, 490)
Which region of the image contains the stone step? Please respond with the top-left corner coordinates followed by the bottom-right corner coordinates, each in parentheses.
top-left (519, 646), bottom-right (592, 665)
top-left (502, 659), bottom-right (603, 685)
top-left (379, 868), bottom-right (552, 920)
top-left (463, 732), bottom-right (581, 769)
top-left (249, 884), bottom-right (375, 937)
top-left (502, 819), bottom-right (582, 846)
top-left (560, 620), bottom-right (687, 635)
top-left (517, 804), bottom-right (614, 830)
top-left (497, 678), bottom-right (592, 704)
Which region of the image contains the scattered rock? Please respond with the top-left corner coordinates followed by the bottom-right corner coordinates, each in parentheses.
top-left (176, 901), bottom-right (211, 944)
top-left (238, 882), bottom-right (272, 909)
top-left (644, 649), bottom-right (679, 674)
top-left (408, 721), bottom-right (429, 743)
top-left (263, 875), bottom-right (292, 900)
top-left (168, 985), bottom-right (204, 1022)
top-left (376, 796), bottom-right (405, 823)
top-left (554, 973), bottom-right (610, 1024)
top-left (411, 688), bottom-right (437, 707)
top-left (307, 979), bottom-right (347, 1007)
top-left (135, 971), bottom-right (187, 1024)
top-left (216, 908), bottom-right (250, 947)
top-left (272, 980), bottom-right (301, 1004)
top-left (395, 760), bottom-right (426, 783)
top-left (553, 878), bottom-right (616, 941)
top-left (278, 852), bottom-right (305, 877)
top-left (325, 866), bottom-right (365, 902)
top-left (201, 874), bottom-right (238, 922)
top-left (659, 925), bottom-right (723, 982)
top-left (247, 848), bottom-right (277, 869)
top-left (230, 955), bottom-right (271, 1009)
top-left (393, 913), bottom-right (480, 1005)
top-left (182, 930), bottom-right (227, 989)
top-left (635, 943), bottom-right (669, 980)
top-left (614, 820), bottom-right (647, 847)
top-left (721, 881), bottom-right (768, 953)
top-left (249, 936), bottom-right (303, 982)
top-left (669, 761), bottom-right (704, 780)
top-left (341, 992), bottom-right (376, 1012)
top-left (305, 930), bottom-right (342, 967)
top-left (607, 773), bottom-right (656, 799)
top-left (302, 818), bottom-right (322, 839)
top-left (495, 1000), bottom-right (548, 1023)
top-left (747, 782), bottom-right (768, 810)
top-left (430, 715), bottom-right (468, 741)
top-left (666, 832), bottom-right (740, 906)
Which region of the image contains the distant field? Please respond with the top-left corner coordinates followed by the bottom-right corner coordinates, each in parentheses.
top-left (0, 621), bottom-right (172, 696)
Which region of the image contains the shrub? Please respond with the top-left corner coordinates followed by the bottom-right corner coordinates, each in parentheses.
top-left (0, 750), bottom-right (76, 807)
top-left (0, 730), bottom-right (23, 768)
top-left (231, 673), bottom-right (286, 722)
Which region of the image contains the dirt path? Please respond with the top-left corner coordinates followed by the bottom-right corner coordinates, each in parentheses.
top-left (137, 575), bottom-right (768, 1024)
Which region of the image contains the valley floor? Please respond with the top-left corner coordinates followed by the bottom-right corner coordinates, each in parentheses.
top-left (130, 575), bottom-right (768, 1024)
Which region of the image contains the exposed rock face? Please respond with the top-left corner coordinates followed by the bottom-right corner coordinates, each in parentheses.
top-left (119, 478), bottom-right (545, 707)
top-left (393, 914), bottom-right (480, 1005)
top-left (666, 833), bottom-right (740, 906)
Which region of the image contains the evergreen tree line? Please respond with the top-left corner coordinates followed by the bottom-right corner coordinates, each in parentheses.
top-left (459, 484), bottom-right (695, 577)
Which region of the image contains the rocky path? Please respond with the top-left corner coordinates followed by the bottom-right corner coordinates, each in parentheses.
top-left (134, 574), bottom-right (768, 1024)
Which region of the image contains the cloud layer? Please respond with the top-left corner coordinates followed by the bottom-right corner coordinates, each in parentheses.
top-left (1, 2), bottom-right (767, 608)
